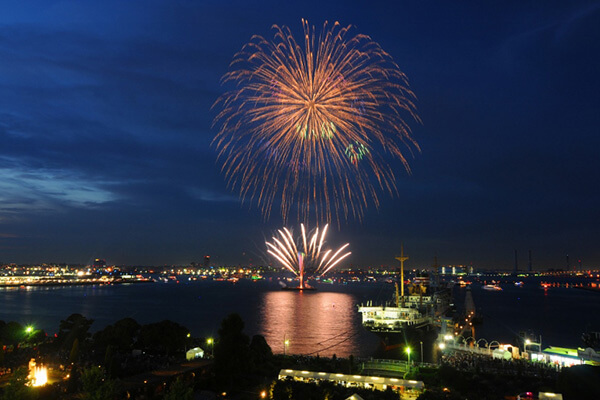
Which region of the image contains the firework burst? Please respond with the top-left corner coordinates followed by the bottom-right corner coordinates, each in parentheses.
top-left (266, 224), bottom-right (350, 288)
top-left (213, 19), bottom-right (420, 223)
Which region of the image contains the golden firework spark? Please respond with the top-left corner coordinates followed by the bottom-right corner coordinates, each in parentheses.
top-left (213, 19), bottom-right (420, 223)
top-left (266, 223), bottom-right (351, 280)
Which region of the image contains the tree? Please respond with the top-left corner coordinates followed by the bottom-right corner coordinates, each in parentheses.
top-left (163, 377), bottom-right (193, 400)
top-left (25, 329), bottom-right (46, 346)
top-left (214, 313), bottom-right (250, 388)
top-left (556, 365), bottom-right (600, 399)
top-left (111, 318), bottom-right (140, 350)
top-left (2, 321), bottom-right (25, 348)
top-left (104, 345), bottom-right (116, 378)
top-left (138, 320), bottom-right (188, 356)
top-left (69, 338), bottom-right (80, 363)
top-left (57, 313), bottom-right (93, 350)
top-left (0, 366), bottom-right (35, 400)
top-left (249, 334), bottom-right (273, 374)
top-left (67, 366), bottom-right (81, 394)
top-left (93, 318), bottom-right (140, 353)
top-left (80, 366), bottom-right (119, 400)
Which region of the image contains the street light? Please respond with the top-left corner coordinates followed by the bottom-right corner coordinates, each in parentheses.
top-left (206, 338), bottom-right (213, 357)
top-left (284, 338), bottom-right (290, 356)
top-left (25, 326), bottom-right (34, 334)
top-left (420, 341), bottom-right (423, 364)
top-left (405, 347), bottom-right (411, 365)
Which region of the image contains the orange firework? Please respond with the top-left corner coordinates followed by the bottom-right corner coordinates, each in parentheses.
top-left (213, 19), bottom-right (420, 223)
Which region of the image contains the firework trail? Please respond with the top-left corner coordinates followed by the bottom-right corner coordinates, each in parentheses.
top-left (266, 224), bottom-right (351, 283)
top-left (213, 19), bottom-right (420, 223)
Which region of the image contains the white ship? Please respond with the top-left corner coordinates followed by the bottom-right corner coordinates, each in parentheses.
top-left (358, 247), bottom-right (451, 335)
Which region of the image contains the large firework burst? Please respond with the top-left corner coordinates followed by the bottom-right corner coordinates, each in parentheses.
top-left (266, 224), bottom-right (351, 288)
top-left (213, 19), bottom-right (420, 223)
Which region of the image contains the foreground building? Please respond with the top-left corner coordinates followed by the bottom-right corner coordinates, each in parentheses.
top-left (278, 369), bottom-right (423, 397)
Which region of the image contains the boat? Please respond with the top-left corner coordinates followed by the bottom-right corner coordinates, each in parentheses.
top-left (357, 247), bottom-right (452, 348)
top-left (483, 284), bottom-right (502, 291)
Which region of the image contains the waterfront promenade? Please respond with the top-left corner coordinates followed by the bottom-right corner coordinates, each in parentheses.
top-left (0, 275), bottom-right (152, 287)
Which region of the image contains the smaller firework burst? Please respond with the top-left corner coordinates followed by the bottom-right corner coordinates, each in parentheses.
top-left (266, 224), bottom-right (351, 289)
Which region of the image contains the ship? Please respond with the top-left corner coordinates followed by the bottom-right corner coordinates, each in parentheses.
top-left (357, 247), bottom-right (452, 352)
top-left (482, 283), bottom-right (502, 291)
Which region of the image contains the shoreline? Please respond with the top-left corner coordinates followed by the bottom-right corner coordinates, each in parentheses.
top-left (0, 277), bottom-right (154, 288)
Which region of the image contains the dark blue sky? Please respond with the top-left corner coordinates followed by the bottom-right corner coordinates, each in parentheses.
top-left (0, 1), bottom-right (599, 269)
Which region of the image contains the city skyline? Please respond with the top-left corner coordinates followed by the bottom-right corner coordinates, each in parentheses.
top-left (0, 1), bottom-right (599, 269)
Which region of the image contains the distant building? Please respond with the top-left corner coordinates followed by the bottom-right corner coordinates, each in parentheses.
top-left (203, 255), bottom-right (210, 268)
top-left (93, 259), bottom-right (106, 269)
top-left (439, 265), bottom-right (470, 275)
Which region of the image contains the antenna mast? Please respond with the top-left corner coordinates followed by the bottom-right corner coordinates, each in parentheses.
top-left (395, 244), bottom-right (409, 307)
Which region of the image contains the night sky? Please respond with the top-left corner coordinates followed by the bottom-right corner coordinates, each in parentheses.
top-left (1, 1), bottom-right (599, 269)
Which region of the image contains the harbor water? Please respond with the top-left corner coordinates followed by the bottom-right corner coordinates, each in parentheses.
top-left (0, 277), bottom-right (598, 359)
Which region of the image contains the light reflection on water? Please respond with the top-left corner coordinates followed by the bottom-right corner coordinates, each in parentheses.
top-left (0, 281), bottom-right (380, 357)
top-left (259, 290), bottom-right (361, 357)
top-left (5, 278), bottom-right (596, 358)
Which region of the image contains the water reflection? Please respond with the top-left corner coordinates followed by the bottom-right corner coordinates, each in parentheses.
top-left (259, 291), bottom-right (361, 357)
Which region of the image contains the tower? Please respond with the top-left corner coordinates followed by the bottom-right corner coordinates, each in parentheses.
top-left (514, 249), bottom-right (518, 273)
top-left (528, 250), bottom-right (532, 272)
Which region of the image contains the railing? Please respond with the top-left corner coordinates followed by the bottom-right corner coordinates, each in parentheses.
top-left (360, 358), bottom-right (439, 375)
top-left (361, 359), bottom-right (410, 374)
top-left (445, 341), bottom-right (492, 355)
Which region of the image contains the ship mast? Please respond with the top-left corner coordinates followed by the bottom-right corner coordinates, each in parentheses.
top-left (395, 244), bottom-right (409, 307)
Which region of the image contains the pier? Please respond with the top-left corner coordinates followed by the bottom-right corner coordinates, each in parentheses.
top-left (452, 287), bottom-right (478, 338)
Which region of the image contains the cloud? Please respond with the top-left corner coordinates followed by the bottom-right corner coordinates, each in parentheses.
top-left (187, 187), bottom-right (238, 203)
top-left (0, 160), bottom-right (117, 215)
